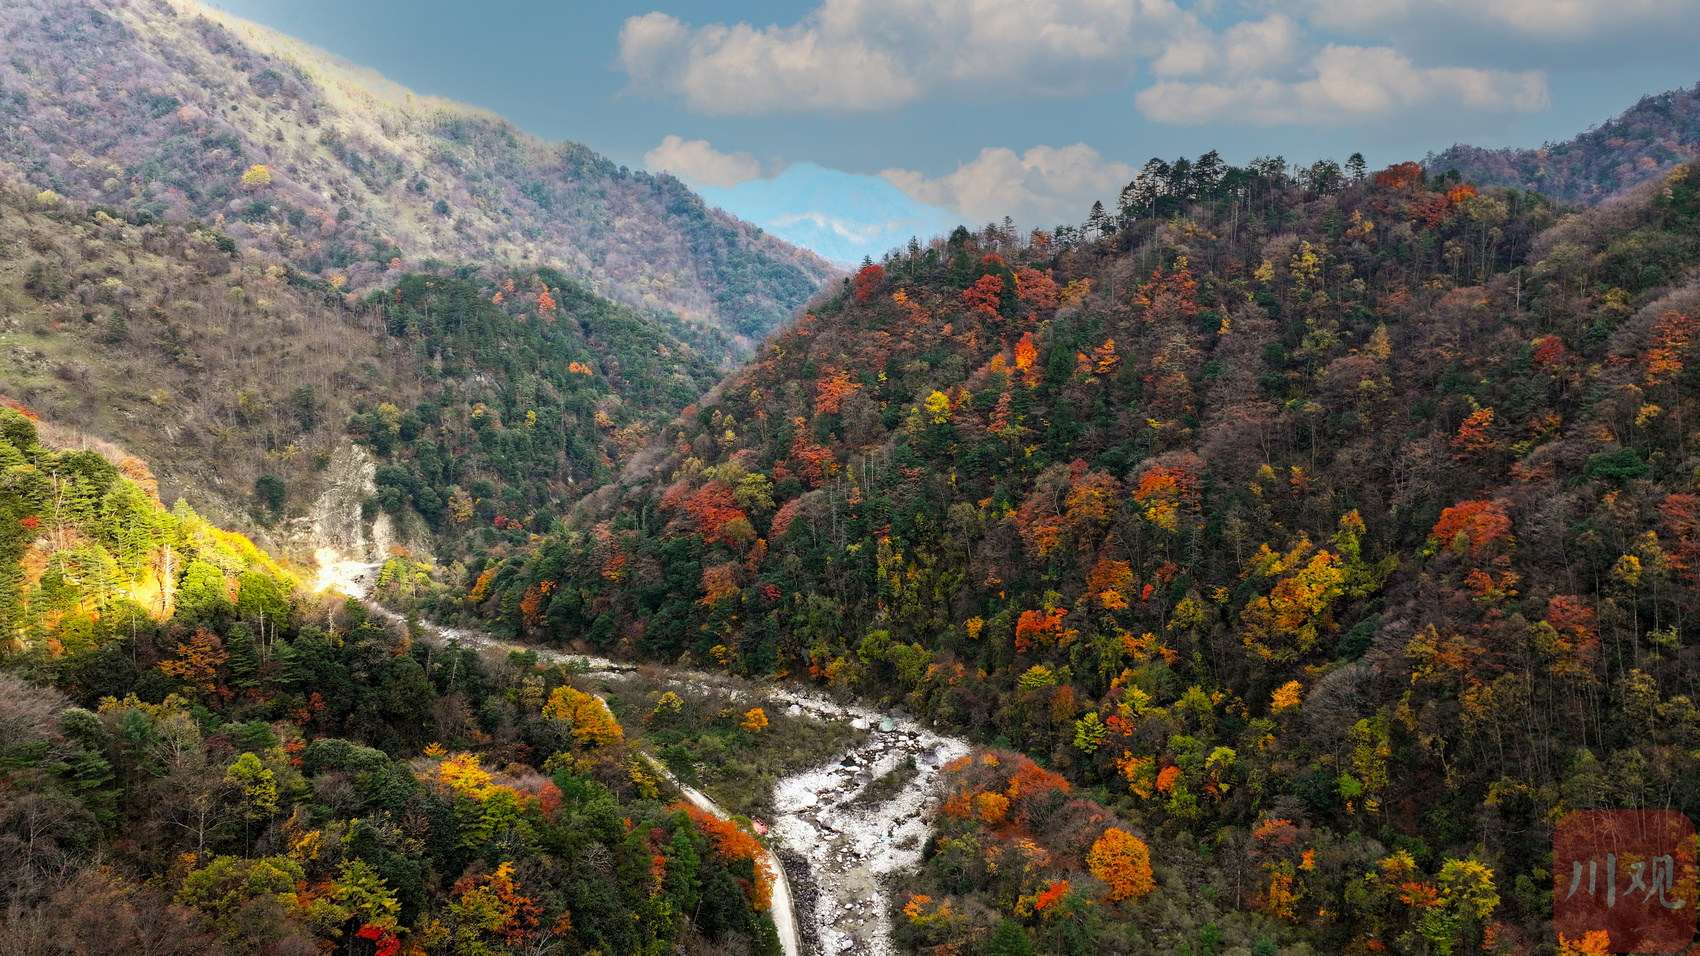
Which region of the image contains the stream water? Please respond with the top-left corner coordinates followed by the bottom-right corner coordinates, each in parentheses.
top-left (316, 562), bottom-right (970, 956)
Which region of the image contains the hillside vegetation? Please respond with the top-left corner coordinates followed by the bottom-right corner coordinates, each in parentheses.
top-left (0, 175), bottom-right (726, 562)
top-left (1429, 83), bottom-right (1700, 204)
top-left (456, 155), bottom-right (1700, 954)
top-left (0, 0), bottom-right (833, 339)
top-left (0, 408), bottom-right (785, 956)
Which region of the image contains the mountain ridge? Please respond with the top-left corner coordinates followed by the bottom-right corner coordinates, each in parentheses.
top-left (1428, 82), bottom-right (1700, 204)
top-left (0, 0), bottom-right (836, 341)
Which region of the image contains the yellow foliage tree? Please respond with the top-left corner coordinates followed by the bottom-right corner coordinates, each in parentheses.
top-left (542, 686), bottom-right (624, 747)
top-left (240, 164), bottom-right (272, 189)
top-left (1241, 539), bottom-right (1346, 662)
top-left (1270, 681), bottom-right (1304, 713)
top-left (741, 707), bottom-right (768, 733)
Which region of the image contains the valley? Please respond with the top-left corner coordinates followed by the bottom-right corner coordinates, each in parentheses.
top-left (1, 1), bottom-right (1698, 955)
top-left (336, 553), bottom-right (969, 956)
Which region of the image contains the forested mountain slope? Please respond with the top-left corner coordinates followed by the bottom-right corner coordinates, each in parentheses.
top-left (456, 157), bottom-right (1700, 953)
top-left (0, 0), bottom-right (834, 340)
top-left (1429, 83), bottom-right (1700, 204)
top-left (0, 407), bottom-right (789, 956)
top-left (0, 176), bottom-right (726, 564)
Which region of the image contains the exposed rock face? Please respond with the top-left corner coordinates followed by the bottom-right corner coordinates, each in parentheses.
top-left (307, 444), bottom-right (385, 561)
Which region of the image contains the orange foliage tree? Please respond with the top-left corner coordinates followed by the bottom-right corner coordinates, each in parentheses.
top-left (814, 369), bottom-right (860, 415)
top-left (1661, 493), bottom-right (1700, 583)
top-left (677, 804), bottom-right (773, 910)
top-left (1450, 407), bottom-right (1498, 461)
top-left (1645, 311), bottom-right (1698, 385)
top-left (1087, 558), bottom-right (1136, 608)
top-left (160, 627), bottom-right (229, 695)
top-left (1087, 828), bottom-right (1155, 901)
top-left (449, 861), bottom-right (543, 951)
top-left (1135, 261), bottom-right (1199, 325)
top-left (1132, 465), bottom-right (1199, 533)
top-left (1431, 500), bottom-right (1513, 559)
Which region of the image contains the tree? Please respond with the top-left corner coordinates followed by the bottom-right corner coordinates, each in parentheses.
top-left (448, 862), bottom-right (540, 955)
top-left (542, 686), bottom-right (624, 747)
top-left (174, 560), bottom-right (233, 624)
top-left (986, 918), bottom-right (1035, 956)
top-left (253, 474), bottom-right (285, 512)
top-left (678, 804), bottom-right (773, 910)
top-left (222, 752), bottom-right (278, 817)
top-left (1087, 828), bottom-right (1155, 901)
top-left (159, 628), bottom-right (229, 696)
top-left (853, 264), bottom-right (884, 302)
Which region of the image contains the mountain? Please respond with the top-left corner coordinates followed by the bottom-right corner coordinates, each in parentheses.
top-left (1429, 82), bottom-right (1700, 203)
top-left (0, 0), bottom-right (845, 570)
top-left (0, 0), bottom-right (836, 340)
top-left (0, 173), bottom-right (733, 569)
top-left (697, 162), bottom-right (959, 267)
top-left (454, 155), bottom-right (1700, 953)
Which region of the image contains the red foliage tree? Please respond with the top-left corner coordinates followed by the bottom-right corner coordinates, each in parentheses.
top-left (853, 264), bottom-right (884, 302)
top-left (962, 274), bottom-right (1004, 314)
top-left (1375, 162), bottom-right (1424, 190)
top-left (660, 481), bottom-right (749, 545)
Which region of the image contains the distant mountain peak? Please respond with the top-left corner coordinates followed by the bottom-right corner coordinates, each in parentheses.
top-left (0, 0), bottom-right (834, 342)
top-left (1427, 82), bottom-right (1700, 203)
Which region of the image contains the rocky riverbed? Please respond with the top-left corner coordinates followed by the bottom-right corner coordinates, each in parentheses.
top-left (761, 689), bottom-right (969, 956)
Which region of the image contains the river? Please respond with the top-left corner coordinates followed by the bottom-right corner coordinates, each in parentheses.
top-left (318, 560), bottom-right (969, 956)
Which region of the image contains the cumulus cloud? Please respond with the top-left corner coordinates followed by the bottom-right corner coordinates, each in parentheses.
top-left (881, 144), bottom-right (1136, 227)
top-left (642, 135), bottom-right (763, 188)
top-left (618, 0), bottom-right (1184, 115)
top-left (1136, 44), bottom-right (1548, 127)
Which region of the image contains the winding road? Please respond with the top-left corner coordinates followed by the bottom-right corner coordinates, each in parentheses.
top-left (318, 559), bottom-right (965, 956)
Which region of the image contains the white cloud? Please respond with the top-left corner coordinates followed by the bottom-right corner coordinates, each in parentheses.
top-left (1136, 44), bottom-right (1548, 127)
top-left (642, 135), bottom-right (763, 188)
top-left (1151, 15), bottom-right (1303, 79)
top-left (618, 0), bottom-right (1184, 115)
top-left (882, 144), bottom-right (1136, 227)
top-left (1298, 0), bottom-right (1698, 39)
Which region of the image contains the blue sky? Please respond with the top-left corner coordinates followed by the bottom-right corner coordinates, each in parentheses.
top-left (213, 0), bottom-right (1698, 262)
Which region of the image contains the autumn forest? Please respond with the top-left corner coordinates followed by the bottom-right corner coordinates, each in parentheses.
top-left (3, 1), bottom-right (1700, 956)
